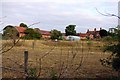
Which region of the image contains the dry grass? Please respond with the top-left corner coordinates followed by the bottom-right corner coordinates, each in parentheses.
top-left (2, 40), bottom-right (118, 78)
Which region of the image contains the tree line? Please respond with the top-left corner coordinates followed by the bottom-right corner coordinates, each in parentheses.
top-left (3, 22), bottom-right (110, 40)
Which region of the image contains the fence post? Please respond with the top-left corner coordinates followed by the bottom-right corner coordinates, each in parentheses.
top-left (32, 41), bottom-right (35, 49)
top-left (24, 50), bottom-right (28, 74)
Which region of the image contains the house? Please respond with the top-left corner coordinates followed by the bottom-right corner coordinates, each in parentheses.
top-left (3, 25), bottom-right (26, 39)
top-left (109, 28), bottom-right (116, 33)
top-left (40, 30), bottom-right (51, 39)
top-left (76, 28), bottom-right (101, 40)
top-left (3, 25), bottom-right (50, 39)
top-left (34, 28), bottom-right (51, 39)
top-left (77, 33), bottom-right (87, 40)
top-left (15, 26), bottom-right (26, 37)
top-left (86, 28), bottom-right (101, 39)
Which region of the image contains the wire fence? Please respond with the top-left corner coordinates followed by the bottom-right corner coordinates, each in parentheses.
top-left (1, 40), bottom-right (119, 79)
top-left (0, 17), bottom-right (119, 79)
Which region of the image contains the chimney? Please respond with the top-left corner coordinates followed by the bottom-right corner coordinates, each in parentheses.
top-left (94, 28), bottom-right (96, 32)
top-left (87, 29), bottom-right (89, 33)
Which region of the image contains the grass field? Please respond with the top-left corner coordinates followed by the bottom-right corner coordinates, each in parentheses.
top-left (2, 40), bottom-right (118, 78)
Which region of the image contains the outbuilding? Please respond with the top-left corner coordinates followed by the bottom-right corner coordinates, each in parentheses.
top-left (66, 35), bottom-right (80, 41)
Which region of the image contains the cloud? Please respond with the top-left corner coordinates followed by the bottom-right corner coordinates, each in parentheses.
top-left (1, 0), bottom-right (118, 33)
top-left (2, 0), bottom-right (119, 3)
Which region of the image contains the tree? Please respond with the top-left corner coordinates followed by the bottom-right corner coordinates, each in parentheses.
top-left (20, 23), bottom-right (28, 28)
top-left (65, 25), bottom-right (76, 36)
top-left (3, 25), bottom-right (19, 45)
top-left (96, 8), bottom-right (120, 19)
top-left (100, 27), bottom-right (120, 77)
top-left (23, 28), bottom-right (41, 39)
top-left (96, 8), bottom-right (120, 77)
top-left (50, 29), bottom-right (62, 40)
top-left (99, 29), bottom-right (108, 38)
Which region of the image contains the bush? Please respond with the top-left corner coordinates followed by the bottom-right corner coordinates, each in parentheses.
top-left (28, 67), bottom-right (37, 78)
top-left (22, 28), bottom-right (42, 40)
top-left (112, 57), bottom-right (120, 71)
top-left (50, 29), bottom-right (62, 40)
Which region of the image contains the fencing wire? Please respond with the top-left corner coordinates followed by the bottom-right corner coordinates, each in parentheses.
top-left (2, 43), bottom-right (56, 78)
top-left (3, 40), bottom-right (116, 78)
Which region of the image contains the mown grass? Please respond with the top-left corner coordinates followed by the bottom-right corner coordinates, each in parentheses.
top-left (2, 40), bottom-right (118, 78)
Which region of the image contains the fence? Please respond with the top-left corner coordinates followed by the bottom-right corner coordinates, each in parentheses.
top-left (1, 40), bottom-right (119, 79)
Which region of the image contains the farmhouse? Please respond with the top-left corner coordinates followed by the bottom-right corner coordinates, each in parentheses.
top-left (34, 28), bottom-right (51, 39)
top-left (16, 26), bottom-right (26, 37)
top-left (86, 28), bottom-right (101, 39)
top-left (76, 28), bottom-right (101, 40)
top-left (77, 33), bottom-right (87, 39)
top-left (3, 25), bottom-right (26, 39)
top-left (3, 25), bottom-right (51, 39)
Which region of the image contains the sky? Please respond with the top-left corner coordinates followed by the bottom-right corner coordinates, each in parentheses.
top-left (0, 0), bottom-right (119, 33)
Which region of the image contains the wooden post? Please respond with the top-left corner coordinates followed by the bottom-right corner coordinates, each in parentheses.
top-left (32, 41), bottom-right (35, 49)
top-left (24, 50), bottom-right (28, 74)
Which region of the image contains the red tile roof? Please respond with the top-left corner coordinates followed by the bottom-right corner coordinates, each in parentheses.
top-left (87, 31), bottom-right (100, 35)
top-left (15, 26), bottom-right (26, 33)
top-left (34, 28), bottom-right (50, 36)
top-left (40, 30), bottom-right (50, 35)
top-left (79, 33), bottom-right (87, 37)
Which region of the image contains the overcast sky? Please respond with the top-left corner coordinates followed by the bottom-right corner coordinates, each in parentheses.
top-left (0, 0), bottom-right (119, 33)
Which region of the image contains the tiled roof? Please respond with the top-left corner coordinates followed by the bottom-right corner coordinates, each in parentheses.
top-left (87, 31), bottom-right (100, 35)
top-left (15, 26), bottom-right (26, 33)
top-left (34, 28), bottom-right (50, 35)
top-left (40, 30), bottom-right (50, 35)
top-left (79, 33), bottom-right (87, 37)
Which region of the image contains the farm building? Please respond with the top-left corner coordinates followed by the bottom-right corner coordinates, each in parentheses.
top-left (3, 25), bottom-right (26, 39)
top-left (77, 33), bottom-right (87, 39)
top-left (86, 28), bottom-right (101, 39)
top-left (3, 26), bottom-right (51, 39)
top-left (109, 28), bottom-right (116, 33)
top-left (76, 28), bottom-right (101, 40)
top-left (66, 35), bottom-right (80, 41)
top-left (34, 28), bottom-right (51, 39)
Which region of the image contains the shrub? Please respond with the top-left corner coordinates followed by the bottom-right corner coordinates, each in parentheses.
top-left (22, 28), bottom-right (42, 40)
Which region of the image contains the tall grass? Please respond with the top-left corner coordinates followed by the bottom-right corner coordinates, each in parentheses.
top-left (2, 40), bottom-right (118, 78)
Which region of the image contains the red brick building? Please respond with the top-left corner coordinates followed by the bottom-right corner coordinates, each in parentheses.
top-left (77, 28), bottom-right (101, 40)
top-left (34, 28), bottom-right (51, 39)
top-left (15, 26), bottom-right (26, 37)
top-left (3, 25), bottom-right (26, 39)
top-left (77, 33), bottom-right (87, 39)
top-left (86, 28), bottom-right (101, 39)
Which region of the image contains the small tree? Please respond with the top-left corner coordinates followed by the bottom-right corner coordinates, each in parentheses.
top-left (96, 9), bottom-right (120, 77)
top-left (20, 23), bottom-right (28, 28)
top-left (101, 28), bottom-right (120, 77)
top-left (3, 25), bottom-right (19, 45)
top-left (50, 29), bottom-right (62, 40)
top-left (65, 25), bottom-right (76, 36)
top-left (23, 28), bottom-right (41, 39)
top-left (99, 29), bottom-right (108, 38)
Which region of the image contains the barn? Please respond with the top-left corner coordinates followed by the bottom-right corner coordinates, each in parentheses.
top-left (3, 25), bottom-right (26, 39)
